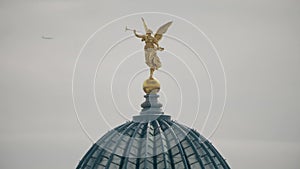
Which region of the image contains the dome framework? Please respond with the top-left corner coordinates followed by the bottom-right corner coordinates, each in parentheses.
top-left (76, 94), bottom-right (230, 169)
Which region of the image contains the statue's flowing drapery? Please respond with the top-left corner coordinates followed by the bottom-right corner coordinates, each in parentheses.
top-left (144, 48), bottom-right (161, 69)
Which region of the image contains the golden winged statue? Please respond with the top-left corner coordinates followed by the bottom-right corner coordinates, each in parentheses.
top-left (133, 18), bottom-right (172, 79)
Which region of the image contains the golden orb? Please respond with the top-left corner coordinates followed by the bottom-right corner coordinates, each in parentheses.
top-left (143, 78), bottom-right (160, 94)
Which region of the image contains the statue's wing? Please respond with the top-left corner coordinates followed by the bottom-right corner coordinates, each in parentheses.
top-left (141, 17), bottom-right (148, 32)
top-left (154, 21), bottom-right (172, 41)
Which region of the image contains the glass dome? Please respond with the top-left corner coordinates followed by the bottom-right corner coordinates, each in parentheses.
top-left (76, 94), bottom-right (230, 169)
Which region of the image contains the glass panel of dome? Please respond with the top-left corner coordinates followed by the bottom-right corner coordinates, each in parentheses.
top-left (170, 146), bottom-right (179, 155)
top-left (107, 163), bottom-right (118, 168)
top-left (187, 154), bottom-right (198, 164)
top-left (125, 162), bottom-right (135, 168)
top-left (96, 165), bottom-right (105, 169)
top-left (205, 162), bottom-right (214, 169)
top-left (183, 146), bottom-right (193, 156)
top-left (218, 164), bottom-right (225, 169)
top-left (174, 161), bottom-right (184, 168)
top-left (92, 149), bottom-right (101, 158)
top-left (212, 156), bottom-right (220, 165)
top-left (190, 162), bottom-right (201, 169)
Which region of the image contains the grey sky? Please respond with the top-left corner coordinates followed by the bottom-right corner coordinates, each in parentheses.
top-left (0, 0), bottom-right (299, 169)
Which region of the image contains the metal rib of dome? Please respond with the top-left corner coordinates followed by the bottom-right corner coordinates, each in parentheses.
top-left (76, 94), bottom-right (230, 169)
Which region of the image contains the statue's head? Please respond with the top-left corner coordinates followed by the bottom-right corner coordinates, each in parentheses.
top-left (146, 29), bottom-right (153, 34)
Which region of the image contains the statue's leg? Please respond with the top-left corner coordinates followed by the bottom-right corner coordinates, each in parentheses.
top-left (150, 68), bottom-right (155, 79)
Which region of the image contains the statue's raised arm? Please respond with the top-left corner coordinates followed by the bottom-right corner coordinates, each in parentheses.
top-left (133, 30), bottom-right (145, 39)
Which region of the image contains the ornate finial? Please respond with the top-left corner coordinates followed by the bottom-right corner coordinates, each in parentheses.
top-left (143, 78), bottom-right (160, 94)
top-left (128, 18), bottom-right (172, 94)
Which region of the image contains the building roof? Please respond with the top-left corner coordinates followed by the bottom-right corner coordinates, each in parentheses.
top-left (76, 118), bottom-right (230, 169)
top-left (76, 94), bottom-right (230, 169)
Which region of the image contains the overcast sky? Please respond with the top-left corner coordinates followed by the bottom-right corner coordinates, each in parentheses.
top-left (0, 0), bottom-right (300, 169)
